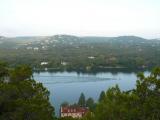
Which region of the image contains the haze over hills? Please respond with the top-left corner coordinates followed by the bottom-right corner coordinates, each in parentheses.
top-left (0, 35), bottom-right (160, 50)
top-left (0, 35), bottom-right (158, 45)
top-left (0, 35), bottom-right (160, 71)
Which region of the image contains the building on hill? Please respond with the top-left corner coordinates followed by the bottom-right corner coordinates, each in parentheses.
top-left (60, 106), bottom-right (89, 118)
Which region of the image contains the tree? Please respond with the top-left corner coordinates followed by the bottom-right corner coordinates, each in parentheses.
top-left (133, 67), bottom-right (160, 119)
top-left (78, 93), bottom-right (86, 107)
top-left (98, 91), bottom-right (105, 102)
top-left (10, 65), bottom-right (33, 82)
top-left (61, 68), bottom-right (160, 120)
top-left (81, 111), bottom-right (95, 120)
top-left (95, 67), bottom-right (160, 120)
top-left (0, 64), bottom-right (55, 120)
top-left (86, 97), bottom-right (96, 112)
top-left (0, 61), bottom-right (8, 82)
top-left (61, 102), bottom-right (69, 107)
top-left (58, 117), bottom-right (78, 120)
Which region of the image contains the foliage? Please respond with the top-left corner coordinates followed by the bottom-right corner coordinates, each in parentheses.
top-left (94, 67), bottom-right (160, 120)
top-left (0, 62), bottom-right (55, 120)
top-left (61, 67), bottom-right (160, 120)
top-left (86, 97), bottom-right (96, 112)
top-left (98, 91), bottom-right (105, 102)
top-left (0, 35), bottom-right (160, 71)
top-left (58, 117), bottom-right (78, 120)
top-left (78, 93), bottom-right (86, 107)
top-left (10, 65), bottom-right (33, 82)
top-left (0, 61), bottom-right (8, 82)
top-left (61, 102), bottom-right (69, 107)
top-left (1, 61), bottom-right (160, 120)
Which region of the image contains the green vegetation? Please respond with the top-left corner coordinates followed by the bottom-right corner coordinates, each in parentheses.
top-left (0, 62), bottom-right (55, 120)
top-left (0, 35), bottom-right (160, 72)
top-left (98, 91), bottom-right (105, 102)
top-left (0, 61), bottom-right (160, 120)
top-left (86, 97), bottom-right (96, 112)
top-left (78, 93), bottom-right (86, 107)
top-left (59, 67), bottom-right (160, 120)
top-left (94, 67), bottom-right (160, 120)
top-left (61, 93), bottom-right (96, 112)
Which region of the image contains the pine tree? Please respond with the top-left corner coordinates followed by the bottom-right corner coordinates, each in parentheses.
top-left (78, 93), bottom-right (86, 107)
top-left (98, 91), bottom-right (105, 102)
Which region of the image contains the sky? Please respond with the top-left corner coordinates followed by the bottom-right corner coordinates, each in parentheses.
top-left (0, 0), bottom-right (160, 38)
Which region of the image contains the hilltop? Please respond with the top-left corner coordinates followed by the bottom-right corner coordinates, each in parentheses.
top-left (0, 35), bottom-right (160, 71)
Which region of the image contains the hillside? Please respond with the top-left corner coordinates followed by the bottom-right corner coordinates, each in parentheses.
top-left (0, 35), bottom-right (160, 71)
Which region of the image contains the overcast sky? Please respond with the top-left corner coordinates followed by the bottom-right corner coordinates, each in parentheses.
top-left (0, 0), bottom-right (159, 38)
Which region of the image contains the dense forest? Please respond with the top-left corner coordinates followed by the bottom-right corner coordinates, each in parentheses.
top-left (0, 62), bottom-right (160, 120)
top-left (0, 61), bottom-right (55, 120)
top-left (0, 35), bottom-right (160, 72)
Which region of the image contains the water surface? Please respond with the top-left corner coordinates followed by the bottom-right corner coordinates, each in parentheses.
top-left (33, 71), bottom-right (150, 116)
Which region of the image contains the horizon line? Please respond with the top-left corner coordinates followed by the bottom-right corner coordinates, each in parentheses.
top-left (0, 34), bottom-right (159, 40)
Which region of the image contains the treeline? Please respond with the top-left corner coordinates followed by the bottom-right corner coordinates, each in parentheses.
top-left (61, 92), bottom-right (97, 112)
top-left (0, 36), bottom-right (160, 71)
top-left (61, 90), bottom-right (107, 113)
top-left (0, 61), bottom-right (55, 120)
top-left (0, 61), bottom-right (160, 120)
top-left (60, 67), bottom-right (160, 120)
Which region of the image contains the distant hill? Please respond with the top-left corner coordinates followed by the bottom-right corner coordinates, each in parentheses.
top-left (0, 34), bottom-right (159, 50)
top-left (0, 34), bottom-right (160, 70)
top-left (0, 35), bottom-right (158, 46)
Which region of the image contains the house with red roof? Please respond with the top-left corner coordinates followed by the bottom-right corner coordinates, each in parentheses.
top-left (60, 106), bottom-right (89, 118)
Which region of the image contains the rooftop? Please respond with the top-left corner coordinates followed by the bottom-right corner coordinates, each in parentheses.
top-left (61, 106), bottom-right (89, 113)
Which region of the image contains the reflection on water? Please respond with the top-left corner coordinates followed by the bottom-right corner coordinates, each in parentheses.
top-left (33, 71), bottom-right (150, 116)
top-left (33, 75), bottom-right (118, 84)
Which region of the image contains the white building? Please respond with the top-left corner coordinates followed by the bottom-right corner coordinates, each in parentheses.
top-left (40, 62), bottom-right (48, 65)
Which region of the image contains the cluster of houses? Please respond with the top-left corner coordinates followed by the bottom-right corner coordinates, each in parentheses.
top-left (60, 106), bottom-right (89, 118)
